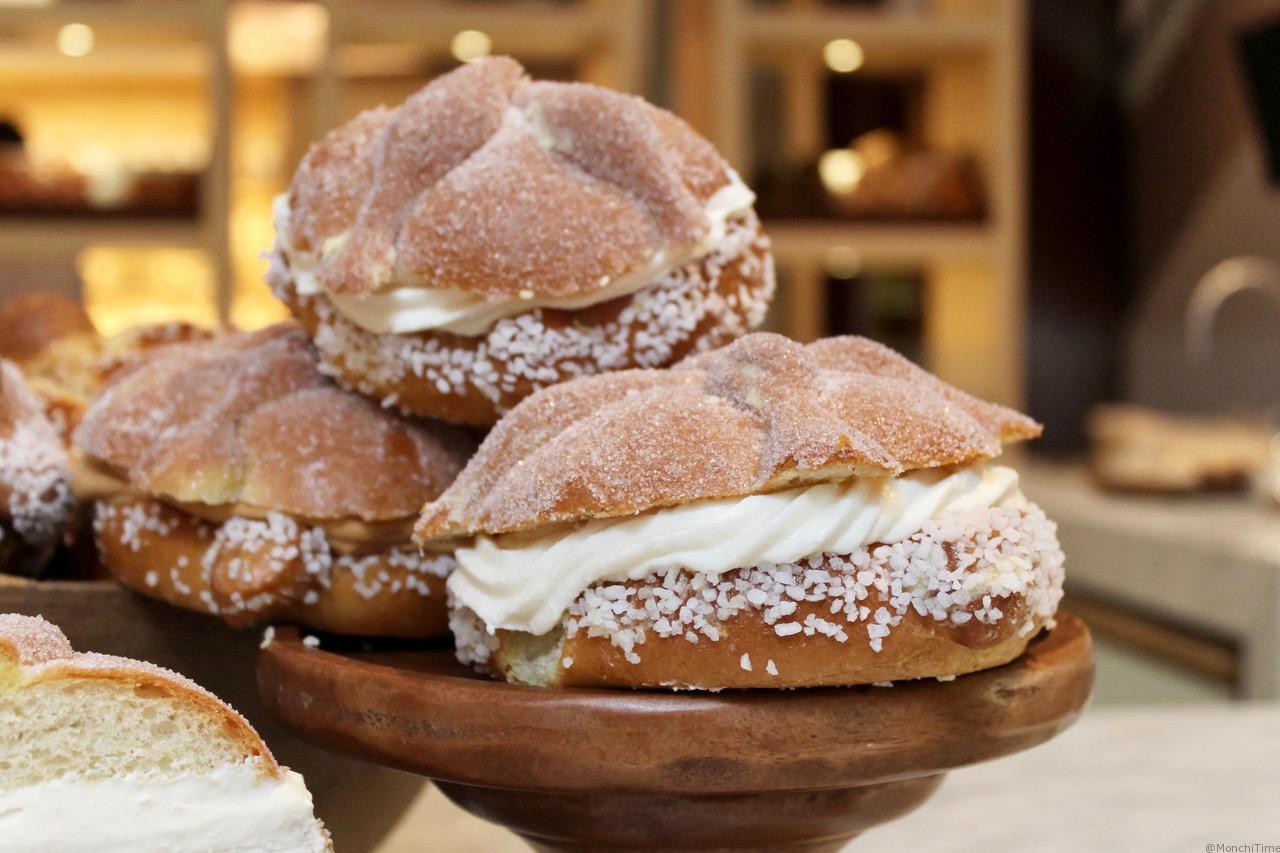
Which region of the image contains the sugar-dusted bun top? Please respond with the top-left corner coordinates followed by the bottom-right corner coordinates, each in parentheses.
top-left (75, 324), bottom-right (473, 521)
top-left (285, 56), bottom-right (747, 299)
top-left (0, 293), bottom-right (96, 365)
top-left (415, 333), bottom-right (1041, 542)
top-left (0, 359), bottom-right (72, 546)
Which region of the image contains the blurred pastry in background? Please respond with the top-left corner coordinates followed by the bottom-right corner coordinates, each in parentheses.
top-left (270, 56), bottom-right (775, 427)
top-left (0, 292), bottom-right (96, 366)
top-left (822, 130), bottom-right (986, 220)
top-left (1088, 404), bottom-right (1272, 494)
top-left (75, 323), bottom-right (474, 638)
top-left (0, 360), bottom-right (73, 578)
top-left (418, 333), bottom-right (1062, 690)
top-left (0, 292), bottom-right (212, 443)
top-left (0, 613), bottom-right (331, 851)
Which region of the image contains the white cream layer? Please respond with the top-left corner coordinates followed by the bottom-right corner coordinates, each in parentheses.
top-left (274, 178), bottom-right (755, 337)
top-left (0, 763), bottom-right (329, 853)
top-left (449, 465), bottom-right (1026, 637)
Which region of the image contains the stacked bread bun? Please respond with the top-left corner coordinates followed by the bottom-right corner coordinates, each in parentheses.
top-left (269, 56), bottom-right (775, 426)
top-left (416, 334), bottom-right (1065, 689)
top-left (5, 59), bottom-right (1067, 699)
top-left (0, 613), bottom-right (331, 851)
top-left (75, 324), bottom-right (474, 638)
top-left (0, 360), bottom-right (73, 577)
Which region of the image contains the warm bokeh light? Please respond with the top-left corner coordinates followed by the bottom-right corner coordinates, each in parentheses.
top-left (229, 2), bottom-right (328, 75)
top-left (824, 246), bottom-right (864, 280)
top-left (55, 23), bottom-right (94, 58)
top-left (78, 247), bottom-right (218, 334)
top-left (451, 30), bottom-right (492, 63)
top-left (818, 148), bottom-right (866, 195)
top-left (823, 38), bottom-right (864, 73)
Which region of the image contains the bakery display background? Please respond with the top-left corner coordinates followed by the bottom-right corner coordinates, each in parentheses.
top-left (1, 1), bottom-right (1278, 851)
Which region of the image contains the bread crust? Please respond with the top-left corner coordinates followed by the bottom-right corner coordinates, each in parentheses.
top-left (75, 323), bottom-right (472, 519)
top-left (272, 213), bottom-right (774, 426)
top-left (486, 606), bottom-right (1049, 690)
top-left (0, 613), bottom-right (276, 773)
top-left (284, 57), bottom-right (745, 301)
top-left (94, 494), bottom-right (451, 638)
top-left (415, 333), bottom-right (1042, 542)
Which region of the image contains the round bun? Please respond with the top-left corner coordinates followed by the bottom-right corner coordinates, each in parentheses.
top-left (0, 294), bottom-right (96, 365)
top-left (427, 333), bottom-right (1059, 689)
top-left (415, 333), bottom-right (1042, 544)
top-left (94, 494), bottom-right (452, 638)
top-left (0, 360), bottom-right (73, 576)
top-left (272, 56), bottom-right (775, 425)
top-left (75, 323), bottom-right (474, 637)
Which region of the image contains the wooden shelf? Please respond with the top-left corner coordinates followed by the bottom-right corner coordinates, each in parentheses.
top-left (745, 8), bottom-right (997, 53)
top-left (767, 220), bottom-right (995, 265)
top-left (675, 0), bottom-right (1027, 407)
top-left (334, 2), bottom-right (615, 51)
top-left (0, 217), bottom-right (206, 252)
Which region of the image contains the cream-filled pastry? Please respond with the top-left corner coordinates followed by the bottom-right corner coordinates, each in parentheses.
top-left (416, 333), bottom-right (1064, 690)
top-left (269, 56), bottom-right (775, 426)
top-left (0, 613), bottom-right (331, 852)
top-left (74, 323), bottom-right (474, 638)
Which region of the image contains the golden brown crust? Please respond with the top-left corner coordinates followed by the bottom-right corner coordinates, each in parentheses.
top-left (274, 214), bottom-right (774, 426)
top-left (490, 607), bottom-right (1048, 690)
top-left (75, 323), bottom-right (474, 520)
top-left (94, 494), bottom-right (451, 638)
top-left (0, 294), bottom-right (96, 365)
top-left (415, 333), bottom-right (1042, 542)
top-left (286, 57), bottom-right (742, 300)
top-left (0, 613), bottom-right (277, 772)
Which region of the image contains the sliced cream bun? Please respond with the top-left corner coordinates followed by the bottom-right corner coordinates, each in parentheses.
top-left (0, 614), bottom-right (331, 852)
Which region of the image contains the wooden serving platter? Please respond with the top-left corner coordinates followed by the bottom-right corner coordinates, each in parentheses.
top-left (259, 612), bottom-right (1094, 851)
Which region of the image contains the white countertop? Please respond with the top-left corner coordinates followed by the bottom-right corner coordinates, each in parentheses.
top-left (375, 704), bottom-right (1280, 852)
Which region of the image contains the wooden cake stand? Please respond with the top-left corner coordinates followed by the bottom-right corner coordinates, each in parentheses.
top-left (259, 613), bottom-right (1093, 852)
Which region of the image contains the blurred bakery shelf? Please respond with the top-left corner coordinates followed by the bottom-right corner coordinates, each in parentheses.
top-left (1022, 458), bottom-right (1280, 700)
top-left (316, 0), bottom-right (654, 149)
top-left (672, 0), bottom-right (1026, 408)
top-left (767, 220), bottom-right (996, 263)
top-left (0, 217), bottom-right (206, 251)
top-left (743, 5), bottom-right (998, 56)
top-left (0, 0), bottom-right (650, 331)
top-left (0, 0), bottom-right (232, 325)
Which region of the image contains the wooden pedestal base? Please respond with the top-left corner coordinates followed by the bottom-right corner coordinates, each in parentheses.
top-left (438, 776), bottom-right (944, 852)
top-left (259, 613), bottom-right (1093, 851)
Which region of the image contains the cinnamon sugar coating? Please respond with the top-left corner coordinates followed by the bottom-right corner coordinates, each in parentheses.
top-left (415, 334), bottom-right (1041, 542)
top-left (285, 56), bottom-right (745, 299)
top-left (75, 324), bottom-right (473, 522)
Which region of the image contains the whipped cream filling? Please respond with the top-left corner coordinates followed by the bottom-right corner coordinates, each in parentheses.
top-left (449, 465), bottom-right (1026, 637)
top-left (274, 177), bottom-right (756, 337)
top-left (0, 763), bottom-right (328, 853)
